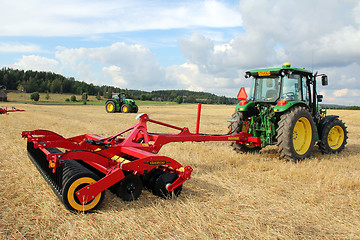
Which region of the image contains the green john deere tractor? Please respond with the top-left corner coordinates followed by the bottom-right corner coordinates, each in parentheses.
top-left (229, 62), bottom-right (348, 161)
top-left (105, 92), bottom-right (138, 113)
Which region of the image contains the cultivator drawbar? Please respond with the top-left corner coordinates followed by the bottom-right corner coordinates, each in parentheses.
top-left (22, 104), bottom-right (261, 212)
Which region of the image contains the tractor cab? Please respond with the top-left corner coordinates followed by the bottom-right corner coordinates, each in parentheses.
top-left (112, 92), bottom-right (127, 100)
top-left (244, 63), bottom-right (312, 105)
top-left (237, 62), bottom-right (330, 118)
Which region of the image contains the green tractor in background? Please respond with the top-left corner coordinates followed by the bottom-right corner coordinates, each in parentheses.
top-left (105, 92), bottom-right (138, 113)
top-left (229, 62), bottom-right (348, 161)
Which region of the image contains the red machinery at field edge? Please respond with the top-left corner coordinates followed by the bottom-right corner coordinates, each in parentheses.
top-left (0, 106), bottom-right (25, 114)
top-left (22, 104), bottom-right (261, 213)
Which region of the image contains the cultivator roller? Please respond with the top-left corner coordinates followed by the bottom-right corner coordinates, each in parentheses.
top-left (22, 104), bottom-right (261, 212)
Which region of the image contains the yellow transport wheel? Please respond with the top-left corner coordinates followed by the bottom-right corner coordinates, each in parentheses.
top-left (105, 101), bottom-right (116, 113)
top-left (318, 118), bottom-right (348, 154)
top-left (62, 160), bottom-right (105, 213)
top-left (276, 107), bottom-right (315, 161)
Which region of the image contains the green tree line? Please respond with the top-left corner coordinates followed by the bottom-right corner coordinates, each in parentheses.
top-left (0, 68), bottom-right (238, 104)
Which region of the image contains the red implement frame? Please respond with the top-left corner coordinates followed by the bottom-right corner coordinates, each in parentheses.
top-left (22, 103), bottom-right (261, 205)
top-left (0, 106), bottom-right (25, 114)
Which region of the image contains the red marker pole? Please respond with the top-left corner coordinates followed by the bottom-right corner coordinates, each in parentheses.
top-left (196, 103), bottom-right (202, 134)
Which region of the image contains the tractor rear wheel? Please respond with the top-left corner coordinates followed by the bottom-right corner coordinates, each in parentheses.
top-left (105, 101), bottom-right (116, 113)
top-left (276, 107), bottom-right (316, 161)
top-left (318, 118), bottom-right (348, 154)
top-left (121, 104), bottom-right (131, 113)
top-left (61, 160), bottom-right (105, 213)
top-left (229, 111), bottom-right (261, 153)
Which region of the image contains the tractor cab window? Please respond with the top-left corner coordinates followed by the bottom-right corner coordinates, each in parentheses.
top-left (120, 93), bottom-right (126, 99)
top-left (302, 76), bottom-right (309, 103)
top-left (252, 77), bottom-right (281, 102)
top-left (280, 75), bottom-right (302, 101)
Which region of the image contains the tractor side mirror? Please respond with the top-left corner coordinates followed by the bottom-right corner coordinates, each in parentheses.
top-left (317, 95), bottom-right (323, 102)
top-left (321, 75), bottom-right (328, 86)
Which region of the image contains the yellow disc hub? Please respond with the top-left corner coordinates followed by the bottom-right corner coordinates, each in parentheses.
top-left (67, 177), bottom-right (102, 212)
top-left (123, 106), bottom-right (128, 112)
top-left (328, 126), bottom-right (344, 150)
top-left (293, 117), bottom-right (312, 155)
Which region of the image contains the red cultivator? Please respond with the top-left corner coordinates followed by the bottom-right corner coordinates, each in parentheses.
top-left (0, 106), bottom-right (25, 114)
top-left (22, 104), bottom-right (261, 212)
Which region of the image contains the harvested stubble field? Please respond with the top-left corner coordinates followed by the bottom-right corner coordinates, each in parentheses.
top-left (1, 103), bottom-right (359, 239)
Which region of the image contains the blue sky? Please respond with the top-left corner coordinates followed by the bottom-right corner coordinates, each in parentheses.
top-left (1, 0), bottom-right (360, 105)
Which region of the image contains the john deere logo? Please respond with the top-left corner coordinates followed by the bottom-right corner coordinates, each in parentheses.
top-left (144, 160), bottom-right (170, 165)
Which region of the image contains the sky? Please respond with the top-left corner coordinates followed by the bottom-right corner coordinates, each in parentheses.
top-left (1, 0), bottom-right (360, 105)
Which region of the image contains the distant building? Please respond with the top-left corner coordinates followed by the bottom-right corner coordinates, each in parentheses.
top-left (0, 91), bottom-right (7, 102)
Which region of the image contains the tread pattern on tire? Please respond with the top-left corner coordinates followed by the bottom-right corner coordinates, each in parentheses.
top-left (276, 106), bottom-right (315, 161)
top-left (318, 118), bottom-right (348, 154)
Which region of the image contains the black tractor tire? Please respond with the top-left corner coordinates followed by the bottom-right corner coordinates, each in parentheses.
top-left (105, 101), bottom-right (116, 113)
top-left (61, 160), bottom-right (105, 213)
top-left (132, 105), bottom-right (139, 113)
top-left (276, 106), bottom-right (316, 161)
top-left (318, 118), bottom-right (348, 154)
top-left (121, 104), bottom-right (132, 113)
top-left (229, 111), bottom-right (262, 153)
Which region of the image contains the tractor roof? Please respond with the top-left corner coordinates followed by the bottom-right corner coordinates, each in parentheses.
top-left (245, 62), bottom-right (312, 78)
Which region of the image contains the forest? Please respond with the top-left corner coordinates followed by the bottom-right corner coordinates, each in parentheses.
top-left (0, 68), bottom-right (237, 104)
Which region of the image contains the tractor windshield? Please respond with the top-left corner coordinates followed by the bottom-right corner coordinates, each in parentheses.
top-left (250, 77), bottom-right (281, 102)
top-left (249, 74), bottom-right (304, 103)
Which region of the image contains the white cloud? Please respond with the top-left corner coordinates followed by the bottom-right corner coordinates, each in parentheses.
top-left (0, 0), bottom-right (242, 36)
top-left (102, 65), bottom-right (128, 87)
top-left (13, 55), bottom-right (59, 72)
top-left (333, 89), bottom-right (349, 97)
top-left (0, 42), bottom-right (41, 53)
top-left (54, 42), bottom-right (168, 89)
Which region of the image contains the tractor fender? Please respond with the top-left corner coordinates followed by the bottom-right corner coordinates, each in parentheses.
top-left (317, 115), bottom-right (339, 137)
top-left (105, 99), bottom-right (115, 104)
top-left (274, 101), bottom-right (309, 114)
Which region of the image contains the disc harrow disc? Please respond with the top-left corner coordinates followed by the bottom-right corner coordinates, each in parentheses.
top-left (152, 172), bottom-right (182, 199)
top-left (113, 174), bottom-right (143, 201)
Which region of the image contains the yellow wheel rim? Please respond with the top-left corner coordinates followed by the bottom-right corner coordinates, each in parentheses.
top-left (107, 104), bottom-right (114, 112)
top-left (328, 126), bottom-right (344, 150)
top-left (67, 177), bottom-right (102, 212)
top-left (123, 106), bottom-right (128, 112)
top-left (293, 117), bottom-right (312, 155)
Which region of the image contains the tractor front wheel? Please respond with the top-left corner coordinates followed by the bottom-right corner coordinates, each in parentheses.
top-left (121, 104), bottom-right (131, 113)
top-left (132, 105), bottom-right (139, 113)
top-left (318, 118), bottom-right (348, 154)
top-left (229, 111), bottom-right (261, 153)
top-left (276, 107), bottom-right (316, 161)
